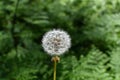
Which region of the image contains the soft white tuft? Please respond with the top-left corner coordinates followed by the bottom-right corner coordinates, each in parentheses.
top-left (42, 29), bottom-right (71, 56)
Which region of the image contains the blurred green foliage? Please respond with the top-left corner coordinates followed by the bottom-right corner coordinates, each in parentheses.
top-left (1, 0), bottom-right (120, 80)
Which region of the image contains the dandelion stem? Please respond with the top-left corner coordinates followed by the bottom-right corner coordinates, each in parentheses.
top-left (53, 57), bottom-right (57, 80)
top-left (52, 56), bottom-right (60, 80)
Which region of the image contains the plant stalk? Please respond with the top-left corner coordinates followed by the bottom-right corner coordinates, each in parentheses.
top-left (52, 56), bottom-right (60, 80)
top-left (53, 58), bottom-right (57, 80)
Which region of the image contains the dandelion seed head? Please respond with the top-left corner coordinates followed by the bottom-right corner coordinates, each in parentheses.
top-left (42, 29), bottom-right (71, 56)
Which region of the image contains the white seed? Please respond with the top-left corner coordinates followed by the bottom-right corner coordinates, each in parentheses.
top-left (42, 29), bottom-right (71, 56)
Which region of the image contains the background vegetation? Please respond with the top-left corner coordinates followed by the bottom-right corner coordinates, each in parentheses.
top-left (0, 0), bottom-right (120, 80)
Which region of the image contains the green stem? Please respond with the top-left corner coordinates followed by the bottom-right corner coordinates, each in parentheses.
top-left (53, 58), bottom-right (57, 80)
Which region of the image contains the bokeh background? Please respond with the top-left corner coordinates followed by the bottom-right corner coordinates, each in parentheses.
top-left (0, 0), bottom-right (120, 80)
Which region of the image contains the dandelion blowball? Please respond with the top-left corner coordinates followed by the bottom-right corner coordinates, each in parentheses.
top-left (42, 29), bottom-right (71, 56)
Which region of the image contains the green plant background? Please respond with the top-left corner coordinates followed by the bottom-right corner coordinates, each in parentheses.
top-left (0, 0), bottom-right (120, 80)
